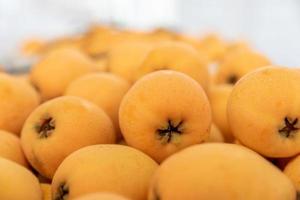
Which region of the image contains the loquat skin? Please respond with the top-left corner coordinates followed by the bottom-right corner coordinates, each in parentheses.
top-left (0, 157), bottom-right (42, 200)
top-left (208, 84), bottom-right (234, 141)
top-left (228, 66), bottom-right (300, 157)
top-left (196, 34), bottom-right (227, 62)
top-left (119, 70), bottom-right (211, 162)
top-left (30, 48), bottom-right (97, 101)
top-left (0, 73), bottom-right (40, 134)
top-left (40, 183), bottom-right (51, 200)
top-left (224, 40), bottom-right (250, 57)
top-left (284, 155), bottom-right (300, 195)
top-left (109, 41), bottom-right (154, 83)
top-left (176, 34), bottom-right (202, 49)
top-left (52, 144), bottom-right (158, 200)
top-left (0, 130), bottom-right (28, 167)
top-left (215, 49), bottom-right (271, 85)
top-left (135, 41), bottom-right (209, 93)
top-left (82, 28), bottom-right (122, 56)
top-left (148, 143), bottom-right (296, 200)
top-left (83, 28), bottom-right (149, 57)
top-left (204, 123), bottom-right (224, 143)
top-left (21, 38), bottom-right (45, 56)
top-left (147, 28), bottom-right (179, 41)
top-left (73, 193), bottom-right (131, 200)
top-left (21, 96), bottom-right (115, 179)
top-left (65, 73), bottom-right (130, 139)
top-left (41, 36), bottom-right (85, 55)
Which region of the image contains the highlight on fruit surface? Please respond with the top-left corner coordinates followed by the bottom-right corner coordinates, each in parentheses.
top-left (148, 143), bottom-right (295, 200)
top-left (228, 66), bottom-right (300, 157)
top-left (52, 144), bottom-right (158, 200)
top-left (119, 70), bottom-right (211, 162)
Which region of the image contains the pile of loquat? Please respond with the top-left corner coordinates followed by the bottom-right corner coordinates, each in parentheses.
top-left (0, 25), bottom-right (299, 200)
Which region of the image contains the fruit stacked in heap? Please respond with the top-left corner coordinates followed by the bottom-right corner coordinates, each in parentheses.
top-left (0, 24), bottom-right (298, 200)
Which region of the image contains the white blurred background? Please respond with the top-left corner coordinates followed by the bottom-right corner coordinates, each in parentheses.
top-left (0, 0), bottom-right (299, 67)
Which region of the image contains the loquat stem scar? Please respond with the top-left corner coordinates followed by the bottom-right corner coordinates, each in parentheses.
top-left (157, 120), bottom-right (183, 143)
top-left (226, 75), bottom-right (238, 84)
top-left (54, 182), bottom-right (69, 200)
top-left (278, 117), bottom-right (299, 138)
top-left (35, 117), bottom-right (55, 138)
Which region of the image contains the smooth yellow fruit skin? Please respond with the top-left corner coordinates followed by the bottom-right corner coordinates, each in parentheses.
top-left (30, 48), bottom-right (96, 101)
top-left (120, 70), bottom-right (211, 162)
top-left (0, 157), bottom-right (42, 200)
top-left (74, 193), bottom-right (131, 200)
top-left (0, 73), bottom-right (40, 134)
top-left (197, 34), bottom-right (227, 62)
top-left (148, 143), bottom-right (295, 200)
top-left (52, 144), bottom-right (158, 200)
top-left (65, 73), bottom-right (130, 139)
top-left (209, 84), bottom-right (233, 141)
top-left (21, 96), bottom-right (115, 178)
top-left (109, 41), bottom-right (154, 83)
top-left (135, 41), bottom-right (209, 93)
top-left (0, 130), bottom-right (28, 167)
top-left (228, 66), bottom-right (300, 157)
top-left (284, 155), bottom-right (300, 193)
